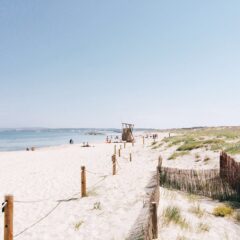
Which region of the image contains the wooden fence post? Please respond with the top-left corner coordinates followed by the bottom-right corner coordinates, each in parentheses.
top-left (156, 166), bottom-right (160, 187)
top-left (4, 195), bottom-right (13, 240)
top-left (142, 136), bottom-right (145, 145)
top-left (158, 156), bottom-right (162, 170)
top-left (158, 156), bottom-right (162, 187)
top-left (81, 166), bottom-right (87, 197)
top-left (114, 145), bottom-right (117, 155)
top-left (151, 202), bottom-right (158, 239)
top-left (132, 141), bottom-right (134, 147)
top-left (129, 153), bottom-right (132, 162)
top-left (118, 148), bottom-right (121, 157)
top-left (112, 155), bottom-right (116, 175)
top-left (124, 142), bottom-right (126, 149)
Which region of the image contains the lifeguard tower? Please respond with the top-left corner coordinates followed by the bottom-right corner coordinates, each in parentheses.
top-left (122, 123), bottom-right (134, 142)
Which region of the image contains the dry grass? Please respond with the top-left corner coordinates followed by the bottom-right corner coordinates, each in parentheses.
top-left (197, 222), bottom-right (210, 233)
top-left (195, 153), bottom-right (201, 160)
top-left (213, 204), bottom-right (233, 217)
top-left (92, 201), bottom-right (102, 210)
top-left (186, 193), bottom-right (199, 203)
top-left (234, 211), bottom-right (240, 222)
top-left (204, 156), bottom-right (211, 162)
top-left (189, 204), bottom-right (205, 218)
top-left (162, 206), bottom-right (189, 229)
top-left (74, 220), bottom-right (84, 231)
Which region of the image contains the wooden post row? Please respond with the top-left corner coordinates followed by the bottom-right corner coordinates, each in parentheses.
top-left (4, 195), bottom-right (13, 240)
top-left (81, 166), bottom-right (87, 197)
top-left (112, 155), bottom-right (116, 175)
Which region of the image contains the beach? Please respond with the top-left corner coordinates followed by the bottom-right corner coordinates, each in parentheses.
top-left (0, 136), bottom-right (158, 240)
top-left (1, 130), bottom-right (240, 240)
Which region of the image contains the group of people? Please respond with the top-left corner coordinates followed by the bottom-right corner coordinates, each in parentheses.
top-left (82, 142), bottom-right (90, 147)
top-left (26, 147), bottom-right (35, 151)
top-left (145, 133), bottom-right (158, 140)
top-left (69, 139), bottom-right (90, 147)
top-left (152, 134), bottom-right (158, 140)
top-left (105, 135), bottom-right (120, 143)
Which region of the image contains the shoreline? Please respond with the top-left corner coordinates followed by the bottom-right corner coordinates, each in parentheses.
top-left (0, 136), bottom-right (121, 154)
top-left (0, 128), bottom-right (123, 153)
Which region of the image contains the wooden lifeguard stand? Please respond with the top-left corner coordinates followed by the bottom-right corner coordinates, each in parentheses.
top-left (122, 123), bottom-right (134, 142)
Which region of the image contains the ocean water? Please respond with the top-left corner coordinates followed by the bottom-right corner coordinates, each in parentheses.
top-left (0, 128), bottom-right (121, 152)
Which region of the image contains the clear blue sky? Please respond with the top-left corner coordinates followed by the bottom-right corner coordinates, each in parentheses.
top-left (1, 0), bottom-right (240, 129)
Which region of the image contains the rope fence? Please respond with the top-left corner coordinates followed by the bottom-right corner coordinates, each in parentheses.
top-left (1, 142), bottom-right (135, 239)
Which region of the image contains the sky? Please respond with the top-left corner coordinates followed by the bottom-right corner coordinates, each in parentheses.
top-left (0, 0), bottom-right (240, 129)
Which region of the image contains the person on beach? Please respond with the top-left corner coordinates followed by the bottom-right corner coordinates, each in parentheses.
top-left (69, 139), bottom-right (74, 144)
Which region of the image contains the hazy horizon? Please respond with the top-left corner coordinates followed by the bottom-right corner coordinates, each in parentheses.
top-left (1, 125), bottom-right (240, 131)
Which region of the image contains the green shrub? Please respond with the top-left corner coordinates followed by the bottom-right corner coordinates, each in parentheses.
top-left (203, 139), bottom-right (225, 145)
top-left (177, 141), bottom-right (204, 151)
top-left (151, 142), bottom-right (163, 149)
top-left (225, 142), bottom-right (240, 155)
top-left (168, 151), bottom-right (189, 160)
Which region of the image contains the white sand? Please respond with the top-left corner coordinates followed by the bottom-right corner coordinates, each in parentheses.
top-left (1, 132), bottom-right (239, 240)
top-left (0, 139), bottom-right (158, 240)
top-left (158, 188), bottom-right (240, 240)
top-left (158, 141), bottom-right (220, 169)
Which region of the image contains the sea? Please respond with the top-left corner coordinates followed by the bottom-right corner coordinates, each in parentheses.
top-left (0, 128), bottom-right (121, 152)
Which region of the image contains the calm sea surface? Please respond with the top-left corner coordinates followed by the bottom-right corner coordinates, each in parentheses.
top-left (0, 128), bottom-right (121, 151)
